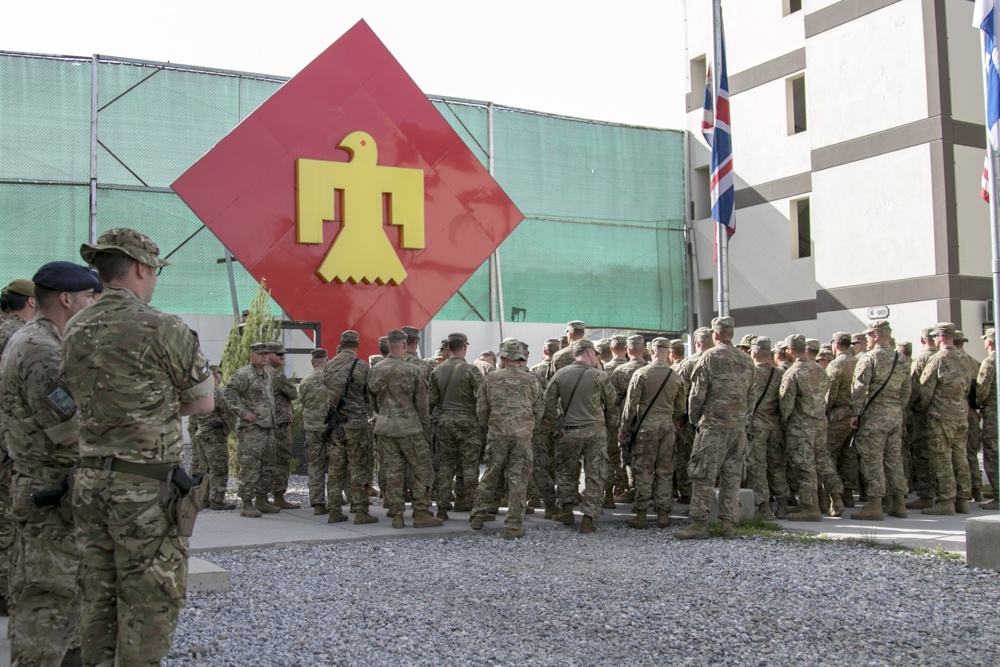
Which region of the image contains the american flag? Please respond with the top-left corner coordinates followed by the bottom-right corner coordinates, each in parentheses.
top-left (701, 64), bottom-right (714, 147)
top-left (710, 13), bottom-right (735, 237)
top-left (975, 0), bottom-right (999, 201)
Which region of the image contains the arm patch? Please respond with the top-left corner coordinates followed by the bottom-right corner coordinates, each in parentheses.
top-left (45, 383), bottom-right (77, 420)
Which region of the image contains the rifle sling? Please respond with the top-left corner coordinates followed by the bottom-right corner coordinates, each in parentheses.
top-left (631, 369), bottom-right (674, 435)
top-left (751, 367), bottom-right (775, 420)
top-left (858, 352), bottom-right (899, 423)
top-left (561, 369), bottom-right (587, 415)
top-left (336, 357), bottom-right (360, 415)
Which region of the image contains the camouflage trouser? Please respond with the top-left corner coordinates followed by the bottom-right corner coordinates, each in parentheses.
top-left (631, 417), bottom-right (675, 513)
top-left (810, 420), bottom-right (843, 496)
top-left (472, 436), bottom-right (532, 529)
top-left (0, 449), bottom-right (12, 598)
top-left (674, 422), bottom-right (694, 499)
top-left (747, 423), bottom-right (787, 505)
top-left (554, 424), bottom-right (608, 519)
top-left (827, 406), bottom-right (860, 491)
top-left (379, 433), bottom-right (434, 516)
top-left (982, 407), bottom-right (999, 493)
top-left (900, 408), bottom-right (913, 488)
top-left (855, 405), bottom-right (907, 498)
top-left (928, 416), bottom-right (971, 502)
top-left (236, 424), bottom-right (275, 501)
top-left (688, 426), bottom-right (746, 523)
top-left (271, 422), bottom-right (292, 495)
top-left (605, 408), bottom-right (625, 492)
top-left (192, 427), bottom-right (231, 504)
top-left (910, 411), bottom-right (936, 498)
top-left (304, 430), bottom-right (345, 508)
top-left (73, 468), bottom-right (188, 666)
top-left (531, 428), bottom-right (557, 506)
top-left (785, 425), bottom-right (820, 507)
top-left (327, 419), bottom-right (372, 513)
top-left (967, 409), bottom-right (983, 493)
top-left (10, 475), bottom-right (81, 666)
top-left (433, 413), bottom-right (481, 510)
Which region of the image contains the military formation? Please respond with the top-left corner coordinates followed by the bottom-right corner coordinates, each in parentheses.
top-left (2, 225), bottom-right (1000, 665)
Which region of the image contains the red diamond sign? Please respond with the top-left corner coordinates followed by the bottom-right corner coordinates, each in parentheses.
top-left (172, 20), bottom-right (523, 353)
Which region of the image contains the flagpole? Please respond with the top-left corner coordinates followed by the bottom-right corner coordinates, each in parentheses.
top-left (980, 26), bottom-right (1000, 472)
top-left (713, 0), bottom-right (730, 317)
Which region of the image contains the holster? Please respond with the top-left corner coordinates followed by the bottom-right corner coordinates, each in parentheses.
top-left (162, 466), bottom-right (207, 537)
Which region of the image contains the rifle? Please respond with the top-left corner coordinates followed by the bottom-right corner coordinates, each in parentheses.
top-left (322, 358), bottom-right (360, 442)
top-left (622, 369), bottom-right (673, 467)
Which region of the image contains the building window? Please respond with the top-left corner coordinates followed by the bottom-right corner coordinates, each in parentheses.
top-left (786, 75), bottom-right (807, 134)
top-left (783, 0), bottom-right (802, 16)
top-left (792, 197), bottom-right (811, 259)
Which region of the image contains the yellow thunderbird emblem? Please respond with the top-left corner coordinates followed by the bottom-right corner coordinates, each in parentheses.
top-left (296, 131), bottom-right (425, 285)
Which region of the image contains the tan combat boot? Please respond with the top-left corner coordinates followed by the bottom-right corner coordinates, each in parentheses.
top-left (327, 509), bottom-right (348, 523)
top-left (503, 526), bottom-right (526, 540)
top-left (392, 514), bottom-right (404, 529)
top-left (881, 496), bottom-right (892, 512)
top-left (851, 497), bottom-right (884, 521)
top-left (602, 489), bottom-right (616, 509)
top-left (209, 500), bottom-right (237, 511)
top-left (906, 496), bottom-right (935, 510)
top-left (628, 509), bottom-right (647, 529)
top-left (272, 493), bottom-right (300, 509)
top-left (354, 510), bottom-right (378, 524)
top-left (552, 503), bottom-right (576, 525)
top-left (922, 498), bottom-right (956, 515)
top-left (981, 497), bottom-right (1000, 510)
top-left (787, 503), bottom-right (821, 522)
top-left (240, 499), bottom-right (262, 518)
top-left (412, 510), bottom-right (444, 528)
top-left (579, 515), bottom-right (596, 534)
top-left (470, 516), bottom-right (484, 530)
top-left (436, 507), bottom-right (449, 521)
top-left (756, 501), bottom-right (774, 520)
top-left (842, 489), bottom-right (856, 508)
top-left (721, 519), bottom-right (736, 539)
top-left (543, 502), bottom-right (556, 520)
top-left (254, 494), bottom-right (280, 514)
top-left (830, 493), bottom-right (845, 518)
top-left (657, 509), bottom-right (672, 528)
top-left (955, 499), bottom-right (970, 514)
top-left (818, 487), bottom-right (829, 516)
top-left (775, 497), bottom-right (788, 520)
top-left (887, 495), bottom-right (907, 519)
top-left (674, 520), bottom-right (710, 540)
top-left (312, 503), bottom-right (328, 515)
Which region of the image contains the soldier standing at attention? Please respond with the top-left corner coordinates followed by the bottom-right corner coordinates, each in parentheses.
top-left (401, 325), bottom-right (433, 384)
top-left (0, 262), bottom-right (96, 665)
top-left (470, 339), bottom-right (543, 539)
top-left (915, 323), bottom-right (973, 515)
top-left (543, 339), bottom-right (618, 533)
top-left (225, 342), bottom-right (278, 517)
top-left (674, 317), bottom-right (754, 540)
top-left (474, 350), bottom-right (496, 377)
top-left (192, 365), bottom-right (238, 510)
top-left (672, 327), bottom-right (714, 505)
top-left (906, 327), bottom-right (939, 509)
top-left (265, 341), bottom-right (299, 509)
top-left (529, 338), bottom-right (561, 517)
top-left (954, 331), bottom-right (984, 503)
top-left (596, 339), bottom-right (613, 368)
top-left (63, 228), bottom-right (214, 665)
top-left (323, 331), bottom-right (378, 524)
top-left (604, 335), bottom-right (629, 373)
top-left (746, 337), bottom-right (788, 519)
top-left (619, 337), bottom-right (685, 529)
top-left (977, 328), bottom-right (999, 509)
top-left (825, 332), bottom-right (860, 507)
top-left (368, 330), bottom-right (442, 529)
top-left (550, 320), bottom-right (587, 373)
top-left (429, 333), bottom-right (482, 517)
top-left (298, 348), bottom-right (332, 514)
top-left (608, 335), bottom-right (649, 507)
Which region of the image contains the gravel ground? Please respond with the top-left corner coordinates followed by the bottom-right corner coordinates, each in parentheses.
top-left (165, 517), bottom-right (1000, 667)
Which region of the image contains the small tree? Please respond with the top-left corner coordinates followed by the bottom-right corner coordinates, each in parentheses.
top-left (220, 278), bottom-right (282, 380)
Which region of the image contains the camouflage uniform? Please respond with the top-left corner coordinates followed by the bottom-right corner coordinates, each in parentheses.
top-left (224, 363), bottom-right (276, 503)
top-left (429, 352), bottom-right (483, 511)
top-left (779, 354), bottom-right (836, 509)
top-left (0, 312), bottom-right (28, 605)
top-left (976, 346), bottom-right (999, 501)
top-left (672, 351), bottom-right (702, 501)
top-left (298, 364), bottom-right (334, 508)
top-left (322, 346), bottom-right (373, 515)
top-left (609, 356), bottom-right (647, 493)
top-left (958, 346), bottom-right (983, 499)
top-left (267, 358), bottom-right (298, 497)
top-left (825, 346), bottom-right (860, 492)
top-left (473, 358), bottom-right (495, 378)
top-left (191, 385), bottom-right (237, 505)
top-left (907, 343), bottom-right (939, 501)
top-left (619, 358), bottom-right (684, 515)
top-left (63, 280), bottom-right (212, 666)
top-left (748, 359), bottom-right (787, 508)
top-left (0, 316), bottom-right (81, 665)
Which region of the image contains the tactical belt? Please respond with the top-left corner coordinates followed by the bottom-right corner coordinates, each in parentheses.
top-left (78, 456), bottom-right (174, 482)
top-left (564, 423), bottom-right (597, 430)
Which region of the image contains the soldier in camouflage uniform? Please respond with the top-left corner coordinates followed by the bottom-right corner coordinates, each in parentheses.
top-left (368, 330), bottom-right (442, 529)
top-left (1, 263), bottom-right (96, 666)
top-left (265, 341), bottom-right (299, 509)
top-left (906, 327), bottom-right (939, 509)
top-left (550, 320), bottom-right (587, 373)
top-left (470, 340), bottom-right (543, 539)
top-left (608, 335), bottom-right (648, 507)
top-left (543, 339), bottom-right (618, 533)
top-left (675, 317), bottom-right (755, 540)
top-left (298, 348), bottom-right (333, 514)
top-left (747, 337), bottom-right (788, 519)
top-left (954, 332), bottom-right (984, 502)
top-left (848, 320), bottom-right (912, 521)
top-left (596, 338), bottom-right (613, 367)
top-left (915, 323), bottom-right (974, 515)
top-left (474, 350), bottom-right (496, 377)
top-left (191, 365), bottom-right (238, 510)
top-left (224, 342), bottom-right (279, 517)
top-left (736, 333), bottom-right (757, 354)
top-left (672, 327), bottom-right (714, 504)
top-left (63, 228), bottom-right (214, 665)
top-left (619, 337), bottom-right (685, 529)
top-left (977, 328), bottom-right (999, 509)
top-left (825, 332), bottom-right (860, 507)
top-left (604, 335), bottom-right (629, 374)
top-left (530, 338), bottom-right (561, 517)
top-left (323, 331), bottom-right (378, 524)
top-left (429, 333), bottom-right (483, 517)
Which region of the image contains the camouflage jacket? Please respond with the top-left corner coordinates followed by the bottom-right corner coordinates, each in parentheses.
top-left (477, 366), bottom-right (543, 439)
top-left (543, 361), bottom-right (617, 430)
top-left (224, 364), bottom-right (275, 429)
top-left (603, 356), bottom-right (628, 374)
top-left (429, 356), bottom-right (482, 421)
top-left (611, 359), bottom-right (648, 404)
top-left (916, 345), bottom-right (973, 421)
top-left (689, 342), bottom-right (755, 429)
top-left (368, 354), bottom-right (431, 439)
top-left (825, 350), bottom-right (857, 413)
top-left (849, 343), bottom-right (910, 416)
top-left (61, 286), bottom-right (211, 464)
top-left (749, 362), bottom-right (784, 430)
top-left (550, 346), bottom-right (575, 374)
top-left (977, 351), bottom-right (997, 414)
top-left (269, 366), bottom-right (298, 425)
top-left (779, 357), bottom-right (829, 431)
top-left (298, 367), bottom-right (330, 431)
top-left (0, 313), bottom-right (27, 358)
top-left (908, 346), bottom-right (938, 410)
top-left (194, 385), bottom-right (238, 437)
top-left (322, 350), bottom-right (371, 422)
top-left (620, 360), bottom-right (685, 432)
top-left (473, 358), bottom-right (496, 378)
top-left (404, 351), bottom-right (433, 386)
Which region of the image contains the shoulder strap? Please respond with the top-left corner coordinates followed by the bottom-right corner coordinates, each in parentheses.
top-left (752, 367), bottom-right (775, 417)
top-left (440, 362), bottom-right (463, 400)
top-left (859, 352), bottom-right (898, 419)
top-left (561, 368), bottom-right (587, 414)
top-left (634, 369), bottom-right (674, 432)
top-left (340, 357), bottom-right (360, 403)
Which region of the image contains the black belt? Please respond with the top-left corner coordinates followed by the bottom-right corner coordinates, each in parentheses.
top-left (78, 457), bottom-right (174, 482)
top-left (564, 424), bottom-right (597, 431)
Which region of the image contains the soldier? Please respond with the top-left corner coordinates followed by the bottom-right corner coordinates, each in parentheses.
top-left (368, 330), bottom-right (442, 529)
top-left (778, 333), bottom-right (843, 521)
top-left (826, 332), bottom-right (860, 508)
top-left (805, 338), bottom-right (821, 361)
top-left (529, 338), bottom-right (561, 518)
top-left (264, 341), bottom-right (299, 509)
top-left (429, 332), bottom-right (483, 517)
top-left (747, 337), bottom-right (788, 519)
top-left (225, 342), bottom-right (279, 517)
top-left (368, 336), bottom-right (390, 367)
top-left (0, 279), bottom-right (35, 353)
top-left (401, 326), bottom-right (433, 384)
top-left (774, 340), bottom-right (792, 370)
top-left (954, 331), bottom-right (984, 503)
top-left (604, 335), bottom-right (629, 373)
top-left (470, 340), bottom-right (543, 539)
top-left (816, 349), bottom-right (834, 368)
top-left (192, 365), bottom-right (238, 510)
top-left (542, 339), bottom-right (617, 533)
top-left (848, 320), bottom-right (912, 520)
top-left (608, 335), bottom-right (649, 507)
top-left (63, 228), bottom-right (214, 665)
top-left (619, 337), bottom-right (685, 528)
top-left (852, 333), bottom-right (867, 356)
top-left (672, 327), bottom-right (714, 505)
top-left (596, 338), bottom-right (613, 367)
top-left (675, 317), bottom-right (755, 540)
top-left (906, 327), bottom-right (939, 509)
top-left (550, 320), bottom-right (587, 373)
top-left (977, 328), bottom-right (999, 509)
top-left (915, 322), bottom-right (973, 515)
top-left (530, 338), bottom-right (561, 381)
top-left (0, 262), bottom-right (96, 665)
top-left (298, 348), bottom-right (333, 514)
top-left (323, 331), bottom-right (378, 524)
top-left (736, 333), bottom-right (757, 354)
top-left (474, 350), bottom-right (497, 377)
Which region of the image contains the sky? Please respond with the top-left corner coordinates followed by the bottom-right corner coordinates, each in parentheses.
top-left (3, 0), bottom-right (689, 130)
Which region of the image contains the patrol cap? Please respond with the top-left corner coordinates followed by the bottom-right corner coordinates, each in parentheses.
top-left (627, 334), bottom-right (645, 347)
top-left (983, 328), bottom-right (996, 343)
top-left (3, 279), bottom-right (35, 297)
top-left (499, 339), bottom-right (526, 361)
top-left (544, 338), bottom-right (561, 350)
top-left (651, 337), bottom-right (671, 349)
top-left (752, 336), bottom-right (772, 351)
top-left (80, 227), bottom-right (168, 268)
top-left (387, 329), bottom-right (407, 342)
top-left (805, 338), bottom-right (821, 353)
top-left (816, 350), bottom-right (834, 362)
top-left (596, 338), bottom-right (611, 353)
top-left (921, 327), bottom-right (934, 340)
top-left (249, 342), bottom-right (268, 353)
top-left (931, 322), bottom-right (957, 337)
top-left (611, 335), bottom-right (628, 348)
top-left (897, 342), bottom-right (913, 356)
top-left (241, 309), bottom-right (250, 317)
top-left (737, 334), bottom-right (757, 348)
top-left (447, 332), bottom-right (468, 345)
top-left (784, 334), bottom-right (806, 349)
top-left (567, 320), bottom-right (586, 332)
top-left (401, 326), bottom-right (420, 341)
top-left (572, 339), bottom-right (595, 355)
top-left (865, 320), bottom-right (891, 334)
top-left (266, 341), bottom-right (286, 354)
top-left (711, 316), bottom-right (735, 331)
top-left (480, 349), bottom-right (497, 360)
top-left (340, 330), bottom-right (360, 345)
top-left (831, 331), bottom-right (852, 345)
top-left (31, 262), bottom-right (100, 292)
top-left (850, 333), bottom-right (865, 344)
top-left (693, 327), bottom-right (712, 339)
top-left (208, 364), bottom-right (222, 374)
top-left (775, 341), bottom-right (788, 353)
top-left (311, 348), bottom-right (329, 359)
top-left (954, 330), bottom-right (969, 343)
top-left (669, 339), bottom-right (686, 352)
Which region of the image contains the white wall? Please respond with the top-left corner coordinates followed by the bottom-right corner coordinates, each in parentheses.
top-left (728, 78), bottom-right (812, 185)
top-left (955, 144), bottom-right (993, 277)
top-left (947, 0), bottom-right (987, 126)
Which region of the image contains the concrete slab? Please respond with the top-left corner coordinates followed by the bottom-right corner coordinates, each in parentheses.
top-left (188, 557), bottom-right (231, 594)
top-left (966, 514), bottom-right (1000, 571)
top-left (709, 488), bottom-right (755, 523)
